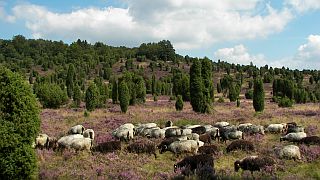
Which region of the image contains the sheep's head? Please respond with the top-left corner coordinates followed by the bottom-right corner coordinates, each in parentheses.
top-left (234, 160), bottom-right (241, 172)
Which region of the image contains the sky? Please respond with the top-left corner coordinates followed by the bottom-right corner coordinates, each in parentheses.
top-left (0, 0), bottom-right (320, 70)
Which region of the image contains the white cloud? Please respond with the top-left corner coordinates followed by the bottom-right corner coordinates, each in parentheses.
top-left (213, 44), bottom-right (268, 67)
top-left (6, 1), bottom-right (293, 50)
top-left (0, 6), bottom-right (15, 22)
top-left (285, 0), bottom-right (320, 13)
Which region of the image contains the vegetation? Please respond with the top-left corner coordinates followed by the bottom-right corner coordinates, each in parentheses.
top-left (119, 81), bottom-right (130, 113)
top-left (35, 82), bottom-right (68, 108)
top-left (85, 82), bottom-right (99, 112)
top-left (175, 95), bottom-right (184, 111)
top-left (0, 67), bottom-right (40, 179)
top-left (253, 77), bottom-right (264, 112)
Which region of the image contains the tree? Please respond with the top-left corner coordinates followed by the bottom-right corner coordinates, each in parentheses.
top-left (35, 82), bottom-right (68, 108)
top-left (66, 64), bottom-right (76, 98)
top-left (85, 82), bottom-right (99, 111)
top-left (190, 59), bottom-right (205, 113)
top-left (253, 78), bottom-right (265, 112)
top-left (112, 79), bottom-right (118, 104)
top-left (0, 67), bottom-right (40, 178)
top-left (119, 81), bottom-right (130, 113)
top-left (73, 85), bottom-right (82, 107)
top-left (201, 57), bottom-right (214, 103)
top-left (175, 95), bottom-right (184, 111)
top-left (152, 74), bottom-right (156, 95)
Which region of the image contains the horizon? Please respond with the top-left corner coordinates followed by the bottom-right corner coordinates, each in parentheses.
top-left (1, 0), bottom-right (320, 70)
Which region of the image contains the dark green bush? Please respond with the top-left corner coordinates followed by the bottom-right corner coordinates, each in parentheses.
top-left (175, 95), bottom-right (184, 111)
top-left (245, 89), bottom-right (253, 99)
top-left (253, 78), bottom-right (265, 112)
top-left (278, 97), bottom-right (294, 107)
top-left (85, 82), bottom-right (100, 112)
top-left (35, 82), bottom-right (68, 108)
top-left (218, 96), bottom-right (224, 103)
top-left (119, 81), bottom-right (130, 113)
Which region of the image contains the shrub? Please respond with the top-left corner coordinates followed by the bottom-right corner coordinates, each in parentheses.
top-left (119, 81), bottom-right (130, 113)
top-left (237, 98), bottom-right (240, 107)
top-left (0, 67), bottom-right (40, 178)
top-left (84, 110), bottom-right (90, 117)
top-left (85, 82), bottom-right (100, 111)
top-left (175, 95), bottom-right (184, 111)
top-left (245, 89), bottom-right (253, 99)
top-left (169, 96), bottom-right (176, 101)
top-left (35, 82), bottom-right (68, 108)
top-left (218, 97), bottom-right (224, 103)
top-left (153, 95), bottom-right (158, 102)
top-left (73, 85), bottom-right (82, 107)
top-left (278, 97), bottom-right (293, 107)
top-left (253, 78), bottom-right (265, 112)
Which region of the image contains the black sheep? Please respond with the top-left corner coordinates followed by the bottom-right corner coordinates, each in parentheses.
top-left (174, 154), bottom-right (214, 175)
top-left (234, 156), bottom-right (275, 174)
top-left (127, 140), bottom-right (157, 158)
top-left (165, 120), bottom-right (173, 127)
top-left (199, 133), bottom-right (212, 144)
top-left (198, 145), bottom-right (219, 155)
top-left (191, 126), bottom-right (206, 135)
top-left (299, 136), bottom-right (320, 146)
top-left (226, 140), bottom-right (255, 153)
top-left (93, 141), bottom-right (121, 153)
top-left (158, 137), bottom-right (179, 154)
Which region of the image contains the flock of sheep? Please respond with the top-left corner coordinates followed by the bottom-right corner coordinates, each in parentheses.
top-left (34, 120), bottom-right (320, 177)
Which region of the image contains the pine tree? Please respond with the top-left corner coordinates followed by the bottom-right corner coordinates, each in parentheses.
top-left (119, 81), bottom-right (130, 113)
top-left (112, 79), bottom-right (118, 104)
top-left (175, 95), bottom-right (184, 111)
top-left (0, 67), bottom-right (40, 178)
top-left (66, 64), bottom-right (76, 98)
top-left (190, 59), bottom-right (204, 113)
top-left (73, 85), bottom-right (82, 107)
top-left (152, 74), bottom-right (156, 95)
top-left (253, 78), bottom-right (265, 112)
top-left (85, 82), bottom-right (99, 111)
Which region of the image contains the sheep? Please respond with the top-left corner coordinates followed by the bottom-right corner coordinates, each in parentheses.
top-left (142, 127), bottom-right (160, 137)
top-left (35, 133), bottom-right (49, 149)
top-left (134, 123), bottom-right (157, 136)
top-left (147, 128), bottom-right (166, 139)
top-left (187, 133), bottom-right (200, 141)
top-left (158, 137), bottom-right (180, 153)
top-left (280, 132), bottom-right (307, 142)
top-left (126, 140), bottom-right (157, 158)
top-left (198, 145), bottom-right (219, 155)
top-left (112, 128), bottom-right (134, 142)
top-left (191, 126), bottom-right (206, 135)
top-left (57, 134), bottom-right (84, 150)
top-left (243, 125), bottom-right (265, 135)
top-left (234, 156), bottom-right (276, 174)
top-left (278, 145), bottom-right (301, 161)
top-left (165, 128), bottom-right (182, 138)
top-left (161, 140), bottom-right (201, 155)
top-left (220, 130), bottom-right (244, 143)
top-left (180, 128), bottom-right (192, 136)
top-left (237, 123), bottom-right (253, 132)
top-left (286, 125), bottom-right (304, 134)
top-left (265, 123), bottom-right (287, 133)
top-left (165, 120), bottom-right (173, 127)
top-left (182, 124), bottom-right (201, 129)
top-left (68, 125), bottom-right (85, 135)
top-left (214, 121), bottom-right (229, 128)
top-left (83, 129), bottom-right (95, 140)
top-left (199, 133), bottom-right (212, 144)
top-left (48, 137), bottom-right (58, 150)
top-left (298, 136), bottom-right (320, 146)
top-left (93, 141), bottom-right (121, 153)
top-left (226, 140), bottom-right (255, 153)
top-left (174, 154), bottom-right (214, 175)
top-left (69, 137), bottom-right (93, 152)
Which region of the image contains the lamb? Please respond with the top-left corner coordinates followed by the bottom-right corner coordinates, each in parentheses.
top-left (191, 126), bottom-right (207, 135)
top-left (35, 133), bottom-right (49, 149)
top-left (265, 123), bottom-right (287, 133)
top-left (278, 145), bottom-right (301, 161)
top-left (198, 145), bottom-right (219, 155)
top-left (298, 136), bottom-right (320, 146)
top-left (234, 156), bottom-right (276, 174)
top-left (161, 140), bottom-right (202, 155)
top-left (199, 133), bottom-right (212, 144)
top-left (93, 141), bottom-right (121, 153)
top-left (127, 140), bottom-right (157, 158)
top-left (83, 129), bottom-right (95, 140)
top-left (280, 132), bottom-right (307, 142)
top-left (68, 125), bottom-right (85, 135)
top-left (226, 140), bottom-right (255, 153)
top-left (174, 154), bottom-right (214, 175)
top-left (214, 121), bottom-right (229, 128)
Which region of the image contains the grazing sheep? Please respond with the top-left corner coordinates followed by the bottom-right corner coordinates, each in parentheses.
top-left (69, 137), bottom-right (93, 152)
top-left (226, 140), bottom-right (255, 153)
top-left (299, 136), bottom-right (320, 146)
top-left (191, 126), bottom-right (206, 135)
top-left (187, 133), bottom-right (200, 141)
top-left (180, 128), bottom-right (192, 136)
top-left (112, 124), bottom-right (134, 141)
top-left (147, 128), bottom-right (166, 139)
top-left (182, 125), bottom-right (201, 129)
top-left (142, 127), bottom-right (160, 137)
top-left (57, 134), bottom-right (84, 150)
top-left (93, 141), bottom-right (121, 153)
top-left (214, 121), bottom-right (230, 128)
top-left (48, 137), bottom-right (58, 150)
top-left (83, 129), bottom-right (95, 140)
top-left (234, 156), bottom-right (276, 174)
top-left (237, 123), bottom-right (253, 132)
top-left (203, 125), bottom-right (214, 132)
top-left (243, 125), bottom-right (265, 135)
top-left (265, 123), bottom-right (287, 133)
top-left (198, 145), bottom-right (219, 155)
top-left (278, 145), bottom-right (301, 161)
top-left (220, 130), bottom-right (244, 143)
top-left (165, 120), bottom-right (173, 127)
top-left (158, 137), bottom-right (180, 153)
top-left (286, 125), bottom-right (304, 134)
top-left (165, 128), bottom-right (182, 138)
top-left (68, 125), bottom-right (85, 135)
top-left (161, 140), bottom-right (201, 155)
top-left (127, 140), bottom-right (157, 158)
top-left (174, 154), bottom-right (214, 175)
top-left (280, 132), bottom-right (307, 142)
top-left (35, 133), bottom-right (49, 149)
top-left (199, 133), bottom-right (212, 144)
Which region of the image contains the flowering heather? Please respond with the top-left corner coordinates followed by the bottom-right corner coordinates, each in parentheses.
top-left (306, 125), bottom-right (318, 136)
top-left (299, 144), bottom-right (320, 162)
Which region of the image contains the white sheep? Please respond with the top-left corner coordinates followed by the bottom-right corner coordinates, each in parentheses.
top-left (146, 128), bottom-right (166, 139)
top-left (165, 128), bottom-right (182, 138)
top-left (69, 137), bottom-right (93, 152)
top-left (181, 128), bottom-right (192, 136)
top-left (112, 127), bottom-right (134, 141)
top-left (237, 123), bottom-right (253, 132)
top-left (280, 132), bottom-right (307, 142)
top-left (68, 125), bottom-right (85, 135)
top-left (214, 121), bottom-right (230, 128)
top-left (83, 129), bottom-right (95, 140)
top-left (279, 145), bottom-right (301, 161)
top-left (166, 140), bottom-right (202, 155)
top-left (265, 123), bottom-right (287, 133)
top-left (35, 133), bottom-right (49, 149)
top-left (57, 134), bottom-right (84, 149)
top-left (187, 133), bottom-right (200, 141)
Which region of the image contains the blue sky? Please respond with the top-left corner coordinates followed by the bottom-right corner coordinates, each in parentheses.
top-left (1, 0), bottom-right (320, 69)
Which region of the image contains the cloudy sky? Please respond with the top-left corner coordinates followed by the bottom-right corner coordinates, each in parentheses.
top-left (0, 0), bottom-right (320, 69)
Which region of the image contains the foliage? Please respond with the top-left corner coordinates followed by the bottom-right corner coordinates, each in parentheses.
top-left (112, 79), bottom-right (118, 104)
top-left (253, 77), bottom-right (264, 112)
top-left (237, 98), bottom-right (240, 107)
top-left (175, 95), bottom-right (184, 111)
top-left (35, 82), bottom-right (68, 108)
top-left (218, 96), bottom-right (224, 103)
top-left (66, 64), bottom-right (76, 98)
top-left (85, 82), bottom-right (100, 111)
top-left (73, 85), bottom-right (82, 107)
top-left (137, 40), bottom-right (176, 62)
top-left (278, 97), bottom-right (293, 107)
top-left (190, 59), bottom-right (204, 113)
top-left (119, 81), bottom-right (130, 113)
top-left (245, 89), bottom-right (253, 99)
top-left (0, 67), bottom-right (40, 179)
